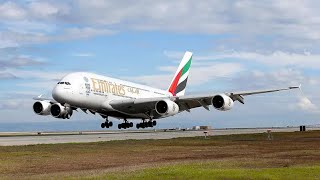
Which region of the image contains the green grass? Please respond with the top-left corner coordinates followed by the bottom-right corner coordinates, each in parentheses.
top-left (70, 162), bottom-right (320, 180)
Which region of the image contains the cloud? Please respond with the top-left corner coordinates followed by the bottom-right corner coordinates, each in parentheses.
top-left (0, 1), bottom-right (319, 52)
top-left (4, 20), bottom-right (57, 34)
top-left (0, 56), bottom-right (46, 70)
top-left (72, 53), bottom-right (95, 57)
top-left (0, 100), bottom-right (21, 110)
top-left (230, 68), bottom-right (317, 89)
top-left (0, 1), bottom-right (26, 20)
top-left (0, 27), bottom-right (115, 48)
top-left (167, 50), bottom-right (320, 70)
top-left (294, 97), bottom-right (319, 113)
top-left (58, 27), bottom-right (114, 40)
top-left (29, 1), bottom-right (60, 18)
top-left (5, 68), bottom-right (67, 81)
top-left (55, 1), bottom-right (320, 41)
top-left (1, 91), bottom-right (39, 99)
top-left (131, 62), bottom-right (243, 89)
top-left (0, 98), bottom-right (34, 110)
top-left (0, 72), bottom-right (17, 80)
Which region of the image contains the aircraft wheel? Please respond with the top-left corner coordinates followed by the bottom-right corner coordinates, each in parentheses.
top-left (153, 121), bottom-right (157, 126)
top-left (141, 123), bottom-right (145, 129)
top-left (129, 122), bottom-right (133, 127)
top-left (118, 124), bottom-right (122, 129)
top-left (108, 121), bottom-right (113, 127)
top-left (105, 124), bottom-right (109, 128)
top-left (148, 121), bottom-right (153, 127)
top-left (136, 123), bottom-right (140, 129)
top-left (101, 123), bottom-right (105, 128)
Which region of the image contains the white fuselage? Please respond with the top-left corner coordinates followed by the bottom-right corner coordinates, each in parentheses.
top-left (52, 72), bottom-right (171, 119)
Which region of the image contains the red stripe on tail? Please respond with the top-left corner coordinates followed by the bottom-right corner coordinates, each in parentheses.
top-left (168, 69), bottom-right (182, 96)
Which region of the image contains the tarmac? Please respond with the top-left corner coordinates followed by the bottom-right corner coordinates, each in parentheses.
top-left (0, 127), bottom-right (319, 146)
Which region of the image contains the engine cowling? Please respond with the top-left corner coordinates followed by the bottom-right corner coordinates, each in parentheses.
top-left (33, 101), bottom-right (51, 115)
top-left (50, 103), bottom-right (73, 119)
top-left (155, 99), bottom-right (179, 117)
top-left (212, 94), bottom-right (234, 111)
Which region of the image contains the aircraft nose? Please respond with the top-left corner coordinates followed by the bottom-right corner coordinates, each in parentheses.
top-left (52, 85), bottom-right (67, 103)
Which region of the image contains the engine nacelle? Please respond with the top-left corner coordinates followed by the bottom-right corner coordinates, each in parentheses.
top-left (50, 103), bottom-right (73, 119)
top-left (33, 101), bottom-right (51, 115)
top-left (212, 94), bottom-right (234, 111)
top-left (155, 99), bottom-right (179, 117)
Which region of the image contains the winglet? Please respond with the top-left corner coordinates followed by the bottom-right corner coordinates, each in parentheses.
top-left (289, 84), bottom-right (301, 89)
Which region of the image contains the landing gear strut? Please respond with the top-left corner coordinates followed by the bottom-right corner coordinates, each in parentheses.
top-left (136, 119), bottom-right (157, 129)
top-left (118, 119), bottom-right (134, 129)
top-left (101, 117), bottom-right (113, 128)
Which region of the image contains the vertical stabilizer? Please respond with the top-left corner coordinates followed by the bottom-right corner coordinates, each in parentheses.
top-left (168, 51), bottom-right (193, 96)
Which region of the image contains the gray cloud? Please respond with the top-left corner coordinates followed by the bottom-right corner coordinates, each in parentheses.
top-left (293, 97), bottom-right (319, 113)
top-left (0, 72), bottom-right (17, 80)
top-left (0, 27), bottom-right (115, 48)
top-left (230, 68), bottom-right (318, 90)
top-left (0, 1), bottom-right (319, 52)
top-left (0, 99), bottom-right (32, 110)
top-left (0, 56), bottom-right (45, 69)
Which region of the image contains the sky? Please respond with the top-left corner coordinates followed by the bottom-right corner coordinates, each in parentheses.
top-left (0, 0), bottom-right (319, 131)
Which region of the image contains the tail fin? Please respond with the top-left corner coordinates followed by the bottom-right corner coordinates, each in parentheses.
top-left (168, 51), bottom-right (193, 96)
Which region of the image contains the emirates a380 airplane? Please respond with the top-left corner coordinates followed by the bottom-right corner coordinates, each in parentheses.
top-left (33, 51), bottom-right (300, 129)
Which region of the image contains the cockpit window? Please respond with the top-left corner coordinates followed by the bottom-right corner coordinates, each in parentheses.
top-left (57, 82), bottom-right (71, 85)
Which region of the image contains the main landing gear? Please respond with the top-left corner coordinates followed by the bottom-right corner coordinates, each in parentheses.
top-left (101, 117), bottom-right (113, 128)
top-left (136, 119), bottom-right (157, 129)
top-left (118, 119), bottom-right (133, 129)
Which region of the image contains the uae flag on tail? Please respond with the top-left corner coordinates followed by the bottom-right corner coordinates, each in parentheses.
top-left (168, 51), bottom-right (192, 96)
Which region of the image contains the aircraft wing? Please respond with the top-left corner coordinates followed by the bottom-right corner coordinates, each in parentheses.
top-left (109, 85), bottom-right (300, 114)
top-left (33, 96), bottom-right (57, 103)
top-left (176, 85), bottom-right (301, 111)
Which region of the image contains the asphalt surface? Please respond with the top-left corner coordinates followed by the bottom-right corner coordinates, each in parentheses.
top-left (0, 127), bottom-right (319, 146)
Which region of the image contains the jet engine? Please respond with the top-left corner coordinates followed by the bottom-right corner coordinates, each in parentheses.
top-left (33, 101), bottom-right (51, 115)
top-left (50, 103), bottom-right (73, 119)
top-left (212, 94), bottom-right (234, 111)
top-left (155, 99), bottom-right (179, 117)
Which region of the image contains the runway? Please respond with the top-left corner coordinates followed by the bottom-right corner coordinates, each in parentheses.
top-left (0, 127), bottom-right (319, 146)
